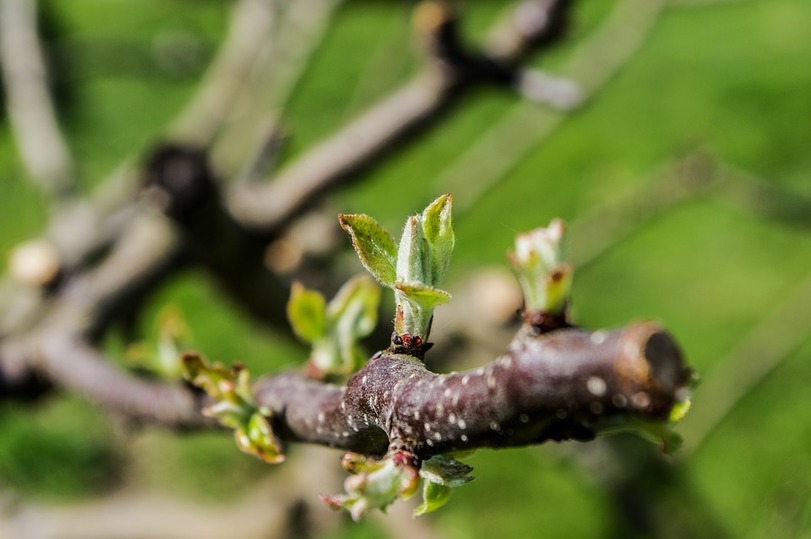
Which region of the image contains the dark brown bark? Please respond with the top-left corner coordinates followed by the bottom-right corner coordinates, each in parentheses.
top-left (254, 322), bottom-right (688, 459)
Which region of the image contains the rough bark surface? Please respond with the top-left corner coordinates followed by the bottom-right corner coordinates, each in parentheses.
top-left (255, 322), bottom-right (688, 459)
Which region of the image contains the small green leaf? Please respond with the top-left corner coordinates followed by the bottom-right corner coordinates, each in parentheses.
top-left (395, 282), bottom-right (451, 310)
top-left (323, 453), bottom-right (420, 521)
top-left (414, 481), bottom-right (452, 516)
top-left (327, 274), bottom-right (380, 337)
top-left (421, 194), bottom-right (454, 284)
top-left (413, 454), bottom-right (473, 516)
top-left (287, 282), bottom-right (327, 343)
top-left (339, 214), bottom-right (398, 287)
top-left (235, 412), bottom-right (285, 464)
top-left (509, 219), bottom-right (571, 315)
top-left (669, 398), bottom-right (691, 423)
top-left (180, 353), bottom-right (231, 399)
top-left (420, 454), bottom-right (474, 487)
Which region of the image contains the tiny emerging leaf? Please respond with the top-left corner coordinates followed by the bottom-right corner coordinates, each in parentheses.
top-left (414, 481), bottom-right (452, 516)
top-left (287, 282), bottom-right (327, 343)
top-left (323, 452), bottom-right (420, 521)
top-left (509, 219), bottom-right (572, 316)
top-left (181, 353), bottom-right (285, 463)
top-left (414, 455), bottom-right (474, 516)
top-left (289, 276), bottom-right (381, 377)
top-left (419, 454), bottom-right (474, 487)
top-left (327, 274), bottom-right (380, 337)
top-left (339, 214), bottom-right (398, 287)
top-left (394, 282), bottom-right (451, 310)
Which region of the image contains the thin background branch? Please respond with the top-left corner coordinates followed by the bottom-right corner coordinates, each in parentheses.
top-left (0, 0), bottom-right (75, 198)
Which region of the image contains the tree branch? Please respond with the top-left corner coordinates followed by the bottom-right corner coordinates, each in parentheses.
top-left (39, 331), bottom-right (206, 427)
top-left (0, 0), bottom-right (75, 197)
top-left (254, 322), bottom-right (688, 458)
top-left (228, 0), bottom-right (574, 231)
top-left (167, 0), bottom-right (283, 146)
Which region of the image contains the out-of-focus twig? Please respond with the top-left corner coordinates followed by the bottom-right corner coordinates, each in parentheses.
top-left (0, 0), bottom-right (74, 197)
top-left (0, 446), bottom-right (343, 539)
top-left (214, 0), bottom-right (343, 179)
top-left (228, 0), bottom-right (575, 231)
top-left (680, 273), bottom-right (811, 456)
top-left (438, 0), bottom-right (667, 213)
top-left (570, 152), bottom-right (723, 268)
top-left (168, 0), bottom-right (282, 146)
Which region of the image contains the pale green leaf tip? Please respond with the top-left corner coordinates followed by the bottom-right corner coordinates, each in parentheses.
top-left (287, 281), bottom-right (327, 343)
top-left (509, 219), bottom-right (571, 314)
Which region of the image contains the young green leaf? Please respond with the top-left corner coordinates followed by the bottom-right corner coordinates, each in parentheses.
top-left (414, 455), bottom-right (474, 516)
top-left (339, 214), bottom-right (398, 287)
top-left (419, 454), bottom-right (474, 487)
top-left (234, 412), bottom-right (285, 464)
top-left (327, 274), bottom-right (380, 338)
top-left (323, 453), bottom-right (420, 521)
top-left (395, 216), bottom-right (424, 285)
top-left (287, 282), bottom-right (327, 343)
top-left (181, 353), bottom-right (286, 463)
top-left (421, 194), bottom-right (454, 284)
top-left (414, 481), bottom-right (452, 516)
top-left (394, 282), bottom-right (451, 310)
top-left (508, 219), bottom-right (572, 315)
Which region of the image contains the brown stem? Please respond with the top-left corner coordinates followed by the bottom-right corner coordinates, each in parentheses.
top-left (35, 329), bottom-right (207, 427)
top-left (254, 322), bottom-right (689, 458)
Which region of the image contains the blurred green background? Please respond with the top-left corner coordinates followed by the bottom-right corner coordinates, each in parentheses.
top-left (2, 0), bottom-right (811, 537)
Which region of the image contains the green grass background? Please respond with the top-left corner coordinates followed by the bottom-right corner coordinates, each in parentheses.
top-left (2, 0), bottom-right (811, 537)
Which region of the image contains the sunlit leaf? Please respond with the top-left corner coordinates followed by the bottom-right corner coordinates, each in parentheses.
top-left (395, 282), bottom-right (452, 310)
top-left (287, 282), bottom-right (327, 343)
top-left (339, 214), bottom-right (398, 287)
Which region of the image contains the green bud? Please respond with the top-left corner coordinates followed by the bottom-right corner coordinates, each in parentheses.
top-left (287, 282), bottom-right (327, 343)
top-left (508, 219), bottom-right (572, 315)
top-left (421, 194), bottom-right (454, 285)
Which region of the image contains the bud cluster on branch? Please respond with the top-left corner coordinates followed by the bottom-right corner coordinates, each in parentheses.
top-left (184, 196), bottom-right (693, 519)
